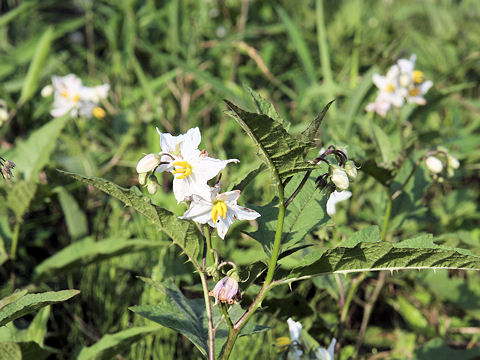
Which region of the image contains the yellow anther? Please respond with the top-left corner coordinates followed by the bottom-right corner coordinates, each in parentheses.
top-left (60, 91), bottom-right (69, 98)
top-left (386, 83), bottom-right (395, 92)
top-left (211, 201), bottom-right (228, 223)
top-left (72, 94), bottom-right (80, 103)
top-left (409, 88), bottom-right (420, 97)
top-left (172, 161), bottom-right (192, 179)
top-left (275, 337), bottom-right (292, 348)
top-left (93, 107), bottom-right (106, 118)
top-left (413, 70), bottom-right (425, 84)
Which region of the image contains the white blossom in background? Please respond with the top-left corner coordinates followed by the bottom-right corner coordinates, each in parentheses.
top-left (50, 74), bottom-right (109, 118)
top-left (366, 54), bottom-right (432, 117)
top-left (314, 338), bottom-right (336, 360)
top-left (180, 186), bottom-right (260, 239)
top-left (326, 190), bottom-right (352, 216)
top-left (286, 318), bottom-right (303, 360)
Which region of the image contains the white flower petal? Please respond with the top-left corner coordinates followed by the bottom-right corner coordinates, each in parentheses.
top-left (216, 190), bottom-right (241, 203)
top-left (326, 190), bottom-right (352, 216)
top-left (230, 204), bottom-right (261, 221)
top-left (287, 318), bottom-right (302, 342)
top-left (180, 199), bottom-right (212, 224)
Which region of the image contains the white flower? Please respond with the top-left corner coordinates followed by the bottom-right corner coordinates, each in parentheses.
top-left (287, 318), bottom-right (303, 360)
top-left (51, 74), bottom-right (83, 117)
top-left (154, 127), bottom-right (239, 202)
top-left (50, 74), bottom-right (109, 118)
top-left (366, 54), bottom-right (432, 116)
top-left (425, 156), bottom-right (443, 174)
top-left (180, 187), bottom-right (260, 239)
top-left (314, 338), bottom-right (336, 360)
top-left (326, 190), bottom-right (352, 216)
top-left (331, 168), bottom-right (349, 191)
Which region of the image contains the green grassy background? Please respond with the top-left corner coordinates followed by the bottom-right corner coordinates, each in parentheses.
top-left (1, 0), bottom-right (479, 359)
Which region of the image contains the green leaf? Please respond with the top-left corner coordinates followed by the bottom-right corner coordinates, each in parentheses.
top-left (55, 187), bottom-right (88, 240)
top-left (129, 281), bottom-right (208, 357)
top-left (227, 163), bottom-right (266, 192)
top-left (225, 100), bottom-right (316, 181)
top-left (18, 27), bottom-right (54, 105)
top-left (0, 2), bottom-right (36, 28)
top-left (34, 237), bottom-right (161, 277)
top-left (57, 170), bottom-right (202, 268)
top-left (75, 326), bottom-right (160, 360)
top-left (7, 114), bottom-right (70, 182)
top-left (289, 241), bottom-right (480, 280)
top-left (7, 181), bottom-right (37, 220)
top-left (0, 290), bottom-right (28, 311)
top-left (0, 290), bottom-right (79, 327)
top-left (413, 338), bottom-right (480, 360)
top-left (249, 173), bottom-right (330, 256)
top-left (371, 122), bottom-right (396, 166)
top-left (360, 159), bottom-right (396, 187)
top-left (244, 86), bottom-right (290, 130)
top-left (0, 341), bottom-right (51, 360)
top-left (339, 225), bottom-right (380, 247)
top-left (300, 99), bottom-right (335, 143)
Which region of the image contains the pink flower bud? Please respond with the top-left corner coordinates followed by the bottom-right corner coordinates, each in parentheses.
top-left (209, 276), bottom-right (242, 305)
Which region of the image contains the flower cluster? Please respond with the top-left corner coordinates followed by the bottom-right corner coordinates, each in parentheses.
top-left (0, 156), bottom-right (15, 180)
top-left (276, 318), bottom-right (336, 360)
top-left (316, 148), bottom-right (357, 217)
top-left (366, 55), bottom-right (433, 117)
top-left (425, 147), bottom-right (459, 182)
top-left (136, 127), bottom-right (260, 239)
top-left (46, 74), bottom-right (109, 119)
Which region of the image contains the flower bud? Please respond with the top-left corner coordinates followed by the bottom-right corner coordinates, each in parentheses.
top-left (425, 156), bottom-right (443, 174)
top-left (447, 154), bottom-right (459, 170)
top-left (331, 167), bottom-right (349, 191)
top-left (138, 172), bottom-right (147, 186)
top-left (146, 174), bottom-right (159, 195)
top-left (41, 84), bottom-right (54, 97)
top-left (344, 161), bottom-right (358, 181)
top-left (136, 153), bottom-right (162, 173)
top-left (209, 276), bottom-right (242, 305)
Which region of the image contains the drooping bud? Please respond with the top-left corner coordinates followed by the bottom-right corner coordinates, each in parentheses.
top-left (138, 172), bottom-right (147, 186)
top-left (331, 167), bottom-right (349, 191)
top-left (0, 158), bottom-right (15, 180)
top-left (425, 156), bottom-right (443, 174)
top-left (136, 153), bottom-right (162, 174)
top-left (209, 276), bottom-right (242, 305)
top-left (146, 174), bottom-right (159, 195)
top-left (344, 161), bottom-right (358, 181)
top-left (447, 154), bottom-right (459, 170)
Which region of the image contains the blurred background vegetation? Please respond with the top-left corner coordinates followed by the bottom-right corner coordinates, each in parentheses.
top-left (0, 0), bottom-right (479, 358)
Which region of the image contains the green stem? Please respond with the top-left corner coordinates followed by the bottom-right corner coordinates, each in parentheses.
top-left (264, 186), bottom-right (285, 285)
top-left (219, 184), bottom-right (286, 359)
top-left (204, 225), bottom-right (234, 333)
top-left (10, 220), bottom-right (20, 260)
top-left (380, 187), bottom-right (392, 241)
top-left (199, 270), bottom-right (215, 360)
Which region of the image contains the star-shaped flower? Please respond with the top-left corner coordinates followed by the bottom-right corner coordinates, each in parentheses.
top-left (180, 186), bottom-right (260, 239)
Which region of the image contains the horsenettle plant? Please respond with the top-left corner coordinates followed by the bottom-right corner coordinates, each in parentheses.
top-left (61, 89), bottom-right (480, 359)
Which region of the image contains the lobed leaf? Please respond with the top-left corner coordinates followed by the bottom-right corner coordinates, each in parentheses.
top-left (225, 100), bottom-right (316, 181)
top-left (0, 290), bottom-right (79, 327)
top-left (57, 170), bottom-right (202, 268)
top-left (289, 241), bottom-right (480, 280)
top-left (244, 86), bottom-right (290, 130)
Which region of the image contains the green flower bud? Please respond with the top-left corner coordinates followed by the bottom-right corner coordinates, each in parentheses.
top-left (138, 172), bottom-right (147, 186)
top-left (344, 160), bottom-right (358, 181)
top-left (146, 174), bottom-right (159, 195)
